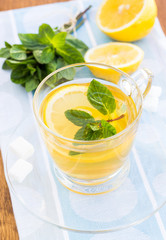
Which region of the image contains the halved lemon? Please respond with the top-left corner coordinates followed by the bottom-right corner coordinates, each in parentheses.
top-left (84, 42), bottom-right (144, 82)
top-left (96, 0), bottom-right (157, 42)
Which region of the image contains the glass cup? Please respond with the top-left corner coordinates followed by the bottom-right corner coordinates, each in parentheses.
top-left (33, 63), bottom-right (152, 194)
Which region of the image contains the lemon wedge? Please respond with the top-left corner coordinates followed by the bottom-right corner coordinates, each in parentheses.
top-left (85, 42), bottom-right (144, 82)
top-left (96, 0), bottom-right (157, 41)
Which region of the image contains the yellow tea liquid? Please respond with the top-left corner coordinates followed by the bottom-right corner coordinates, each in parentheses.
top-left (40, 81), bottom-right (137, 180)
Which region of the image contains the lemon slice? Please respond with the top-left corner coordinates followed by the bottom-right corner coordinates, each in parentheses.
top-left (96, 0), bottom-right (157, 41)
top-left (43, 85), bottom-right (88, 132)
top-left (85, 42), bottom-right (144, 82)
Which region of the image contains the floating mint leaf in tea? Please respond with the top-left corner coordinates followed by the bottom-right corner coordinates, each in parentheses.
top-left (64, 79), bottom-right (119, 143)
top-left (87, 79), bottom-right (116, 115)
top-left (65, 110), bottom-right (95, 126)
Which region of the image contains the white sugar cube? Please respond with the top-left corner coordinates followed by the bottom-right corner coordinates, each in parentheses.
top-left (10, 136), bottom-right (34, 159)
top-left (9, 159), bottom-right (33, 183)
top-left (143, 96), bottom-right (159, 112)
top-left (148, 86), bottom-right (162, 98)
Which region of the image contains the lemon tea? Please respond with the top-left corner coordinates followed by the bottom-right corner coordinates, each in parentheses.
top-left (40, 80), bottom-right (137, 181)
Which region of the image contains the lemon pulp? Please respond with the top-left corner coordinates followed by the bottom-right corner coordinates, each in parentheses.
top-left (96, 0), bottom-right (157, 41)
top-left (98, 0), bottom-right (144, 30)
top-left (84, 42), bottom-right (144, 82)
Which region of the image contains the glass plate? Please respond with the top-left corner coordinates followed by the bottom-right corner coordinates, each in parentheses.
top-left (5, 116), bottom-right (166, 234)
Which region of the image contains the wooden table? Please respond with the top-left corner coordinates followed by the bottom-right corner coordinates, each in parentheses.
top-left (0, 0), bottom-right (165, 239)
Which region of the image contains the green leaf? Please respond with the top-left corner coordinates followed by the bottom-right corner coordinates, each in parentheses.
top-left (0, 48), bottom-right (10, 58)
top-left (46, 59), bottom-right (57, 73)
top-left (88, 122), bottom-right (100, 131)
top-left (5, 59), bottom-right (36, 69)
top-left (83, 120), bottom-right (116, 141)
top-left (100, 120), bottom-right (116, 138)
top-left (74, 126), bottom-right (86, 140)
top-left (56, 58), bottom-right (65, 68)
top-left (25, 76), bottom-right (39, 92)
top-left (36, 66), bottom-right (42, 81)
top-left (2, 61), bottom-right (11, 70)
top-left (56, 58), bottom-right (75, 81)
top-left (87, 79), bottom-right (116, 115)
top-left (18, 33), bottom-right (44, 50)
top-left (38, 24), bottom-right (55, 45)
top-left (45, 59), bottom-right (57, 87)
top-left (69, 151), bottom-right (81, 156)
top-left (84, 123), bottom-right (103, 140)
top-left (56, 43), bottom-right (84, 64)
top-left (73, 119), bottom-right (116, 141)
top-left (33, 46), bottom-right (54, 64)
top-left (65, 110), bottom-right (94, 126)
top-left (52, 32), bottom-right (67, 48)
top-left (27, 64), bottom-right (36, 75)
top-left (10, 45), bottom-right (27, 60)
top-left (11, 66), bottom-right (29, 84)
top-left (66, 34), bottom-right (89, 55)
top-left (5, 42), bottom-right (12, 48)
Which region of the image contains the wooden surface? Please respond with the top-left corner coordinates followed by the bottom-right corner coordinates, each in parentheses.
top-left (0, 0), bottom-right (165, 239)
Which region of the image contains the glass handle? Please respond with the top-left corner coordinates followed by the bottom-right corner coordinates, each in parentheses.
top-left (132, 68), bottom-right (153, 99)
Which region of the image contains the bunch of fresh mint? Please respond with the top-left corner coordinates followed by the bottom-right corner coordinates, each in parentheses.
top-left (65, 79), bottom-right (125, 145)
top-left (0, 7), bottom-right (91, 92)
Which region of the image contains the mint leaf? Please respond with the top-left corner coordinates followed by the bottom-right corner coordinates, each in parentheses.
top-left (87, 79), bottom-right (116, 115)
top-left (33, 46), bottom-right (54, 64)
top-left (11, 66), bottom-right (29, 84)
top-left (0, 48), bottom-right (10, 58)
top-left (18, 33), bottom-right (44, 50)
top-left (27, 64), bottom-right (36, 75)
top-left (69, 151), bottom-right (81, 156)
top-left (52, 32), bottom-right (67, 48)
top-left (2, 61), bottom-right (11, 70)
top-left (46, 59), bottom-right (57, 73)
top-left (88, 122), bottom-right (100, 131)
top-left (10, 45), bottom-right (27, 60)
top-left (84, 123), bottom-right (102, 140)
top-left (100, 120), bottom-right (116, 138)
top-left (38, 24), bottom-right (55, 45)
top-left (25, 76), bottom-right (39, 92)
top-left (36, 66), bottom-right (42, 81)
top-left (56, 58), bottom-right (75, 81)
top-left (5, 59), bottom-right (36, 69)
top-left (56, 43), bottom-right (84, 63)
top-left (5, 42), bottom-right (12, 48)
top-left (65, 110), bottom-right (94, 126)
top-left (45, 59), bottom-right (57, 88)
top-left (66, 34), bottom-right (88, 55)
top-left (74, 126), bottom-right (86, 140)
top-left (75, 120), bottom-right (116, 141)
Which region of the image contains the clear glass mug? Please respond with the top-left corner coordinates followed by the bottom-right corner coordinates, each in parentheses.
top-left (33, 63), bottom-right (152, 195)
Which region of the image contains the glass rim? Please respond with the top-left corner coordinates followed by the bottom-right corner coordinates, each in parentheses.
top-left (33, 62), bottom-right (143, 144)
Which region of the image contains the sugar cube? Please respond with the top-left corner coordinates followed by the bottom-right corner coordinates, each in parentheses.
top-left (10, 136), bottom-right (34, 159)
top-left (9, 159), bottom-right (33, 183)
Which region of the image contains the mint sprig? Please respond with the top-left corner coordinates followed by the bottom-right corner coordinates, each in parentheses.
top-left (64, 79), bottom-right (126, 155)
top-left (0, 6), bottom-right (91, 92)
top-left (64, 79), bottom-right (126, 148)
